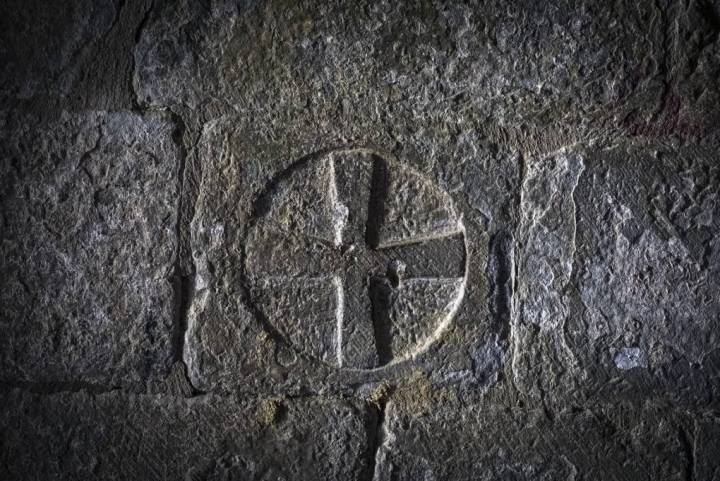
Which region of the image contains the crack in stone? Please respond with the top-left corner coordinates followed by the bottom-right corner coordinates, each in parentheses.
top-left (679, 422), bottom-right (696, 481)
top-left (131, 0), bottom-right (155, 110)
top-left (366, 398), bottom-right (389, 481)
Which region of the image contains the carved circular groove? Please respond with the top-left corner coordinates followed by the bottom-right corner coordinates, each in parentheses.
top-left (243, 147), bottom-right (468, 371)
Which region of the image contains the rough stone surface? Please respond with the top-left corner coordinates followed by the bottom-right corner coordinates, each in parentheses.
top-left (0, 0), bottom-right (154, 111)
top-left (374, 398), bottom-right (695, 481)
top-left (514, 140), bottom-right (720, 409)
top-left (2, 0), bottom-right (720, 478)
top-left (0, 390), bottom-right (376, 481)
top-left (0, 110), bottom-right (180, 389)
top-left (696, 416), bottom-right (720, 480)
top-left (182, 131), bottom-right (505, 396)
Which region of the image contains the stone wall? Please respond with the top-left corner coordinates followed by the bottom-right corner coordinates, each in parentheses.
top-left (1, 1), bottom-right (719, 479)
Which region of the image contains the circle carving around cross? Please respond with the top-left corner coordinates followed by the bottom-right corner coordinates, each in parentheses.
top-left (244, 147), bottom-right (467, 371)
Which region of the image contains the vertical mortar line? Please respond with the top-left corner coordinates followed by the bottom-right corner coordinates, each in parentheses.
top-left (171, 112), bottom-right (188, 366)
top-left (365, 398), bottom-right (390, 481)
top-left (512, 151), bottom-right (524, 322)
top-left (487, 231), bottom-right (514, 344)
top-left (508, 150), bottom-right (526, 398)
top-left (681, 417), bottom-right (696, 481)
top-left (366, 156), bottom-right (391, 365)
top-left (130, 0), bottom-right (155, 110)
top-left (168, 110), bottom-right (202, 394)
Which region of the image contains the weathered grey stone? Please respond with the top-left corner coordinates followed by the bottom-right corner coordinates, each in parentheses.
top-left (0, 0), bottom-right (118, 101)
top-left (137, 1), bottom-right (633, 123)
top-left (695, 416), bottom-right (720, 480)
top-left (181, 117), bottom-right (513, 396)
top-left (514, 140), bottom-right (720, 408)
top-left (0, 389), bottom-right (376, 481)
top-left (3, 0), bottom-right (720, 477)
top-left (374, 399), bottom-right (692, 481)
top-left (135, 1), bottom-right (720, 139)
top-left (0, 0), bottom-right (155, 110)
top-left (0, 110), bottom-right (180, 388)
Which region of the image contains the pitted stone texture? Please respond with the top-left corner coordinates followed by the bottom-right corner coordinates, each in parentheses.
top-left (0, 111), bottom-right (180, 388)
top-left (514, 140), bottom-right (720, 409)
top-left (0, 0), bottom-right (118, 101)
top-left (0, 390), bottom-right (376, 481)
top-left (182, 118), bottom-right (509, 396)
top-left (696, 417), bottom-right (720, 480)
top-left (132, 0), bottom-right (720, 138)
top-left (374, 401), bottom-right (691, 481)
top-left (0, 0), bottom-right (154, 110)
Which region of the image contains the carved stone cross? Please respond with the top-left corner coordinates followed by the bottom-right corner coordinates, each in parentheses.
top-left (245, 148), bottom-right (466, 369)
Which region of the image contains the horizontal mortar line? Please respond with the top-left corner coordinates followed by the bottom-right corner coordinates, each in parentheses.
top-left (255, 275), bottom-right (465, 283)
top-left (398, 276), bottom-right (464, 282)
top-left (0, 381), bottom-right (340, 402)
top-left (257, 274), bottom-right (339, 282)
top-left (0, 379), bottom-right (122, 396)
